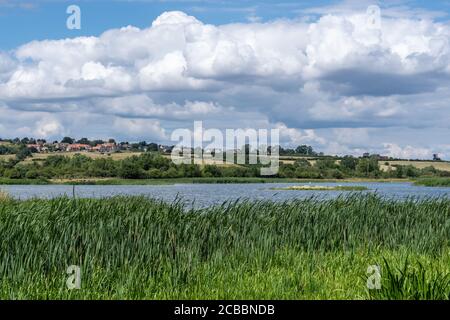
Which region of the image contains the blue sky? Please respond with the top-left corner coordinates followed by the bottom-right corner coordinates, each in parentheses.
top-left (1, 0), bottom-right (449, 50)
top-left (1, 0), bottom-right (316, 49)
top-left (1, 0), bottom-right (450, 159)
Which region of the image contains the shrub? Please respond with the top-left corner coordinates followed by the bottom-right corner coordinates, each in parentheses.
top-left (25, 170), bottom-right (39, 179)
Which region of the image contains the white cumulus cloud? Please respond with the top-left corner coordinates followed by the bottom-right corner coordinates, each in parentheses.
top-left (0, 9), bottom-right (448, 158)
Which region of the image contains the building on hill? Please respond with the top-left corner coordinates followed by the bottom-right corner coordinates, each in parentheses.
top-left (54, 143), bottom-right (69, 151)
top-left (92, 143), bottom-right (118, 153)
top-left (67, 144), bottom-right (92, 152)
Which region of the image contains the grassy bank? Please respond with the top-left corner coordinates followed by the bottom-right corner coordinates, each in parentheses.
top-left (414, 178), bottom-right (450, 187)
top-left (0, 178), bottom-right (50, 185)
top-left (0, 195), bottom-right (449, 299)
top-left (0, 177), bottom-right (411, 185)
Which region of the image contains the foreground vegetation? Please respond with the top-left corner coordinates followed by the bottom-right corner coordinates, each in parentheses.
top-left (0, 194), bottom-right (449, 299)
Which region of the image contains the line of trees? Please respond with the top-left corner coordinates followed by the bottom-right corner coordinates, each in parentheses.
top-left (277, 156), bottom-right (450, 179)
top-left (0, 152), bottom-right (449, 181)
top-left (279, 145), bottom-right (322, 156)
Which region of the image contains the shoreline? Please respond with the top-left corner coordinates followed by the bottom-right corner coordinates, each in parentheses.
top-left (0, 177), bottom-right (413, 186)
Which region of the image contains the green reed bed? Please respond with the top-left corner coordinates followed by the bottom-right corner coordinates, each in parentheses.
top-left (0, 178), bottom-right (50, 185)
top-left (415, 178), bottom-right (450, 187)
top-left (0, 194), bottom-right (449, 299)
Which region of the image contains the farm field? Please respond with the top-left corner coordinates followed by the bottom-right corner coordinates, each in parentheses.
top-left (1, 152), bottom-right (238, 167)
top-left (164, 155), bottom-right (240, 166)
top-left (0, 154), bottom-right (16, 161)
top-left (1, 152), bottom-right (142, 162)
top-left (381, 160), bottom-right (450, 172)
top-left (15, 151), bottom-right (144, 163)
top-left (0, 194), bottom-right (449, 299)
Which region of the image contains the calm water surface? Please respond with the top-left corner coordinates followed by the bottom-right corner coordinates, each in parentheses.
top-left (2, 182), bottom-right (449, 208)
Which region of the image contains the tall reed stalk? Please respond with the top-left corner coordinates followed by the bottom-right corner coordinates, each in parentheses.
top-left (0, 194), bottom-right (449, 299)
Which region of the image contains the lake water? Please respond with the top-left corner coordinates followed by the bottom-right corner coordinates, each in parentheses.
top-left (1, 182), bottom-right (449, 207)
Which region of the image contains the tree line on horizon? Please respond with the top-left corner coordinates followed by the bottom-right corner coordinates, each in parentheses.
top-left (0, 151), bottom-right (449, 181)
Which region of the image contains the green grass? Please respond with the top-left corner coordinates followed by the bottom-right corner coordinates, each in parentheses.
top-left (271, 185), bottom-right (368, 191)
top-left (368, 258), bottom-right (450, 300)
top-left (1, 177), bottom-right (411, 185)
top-left (0, 194), bottom-right (450, 299)
top-left (0, 178), bottom-right (50, 185)
top-left (414, 178), bottom-right (450, 187)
